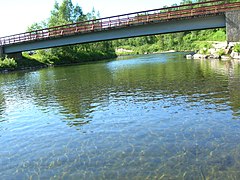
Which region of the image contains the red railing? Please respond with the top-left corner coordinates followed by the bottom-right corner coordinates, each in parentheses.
top-left (0, 0), bottom-right (240, 46)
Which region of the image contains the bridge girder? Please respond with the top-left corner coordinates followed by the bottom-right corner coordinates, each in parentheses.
top-left (3, 15), bottom-right (226, 54)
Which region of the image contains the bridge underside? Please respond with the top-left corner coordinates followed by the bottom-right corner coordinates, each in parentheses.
top-left (3, 15), bottom-right (226, 54)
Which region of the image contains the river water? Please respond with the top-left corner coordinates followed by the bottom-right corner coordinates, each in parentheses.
top-left (0, 53), bottom-right (240, 179)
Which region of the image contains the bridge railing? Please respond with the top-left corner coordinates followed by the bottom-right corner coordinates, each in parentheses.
top-left (1, 0), bottom-right (240, 46)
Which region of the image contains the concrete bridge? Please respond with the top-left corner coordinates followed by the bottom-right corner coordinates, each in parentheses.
top-left (0, 0), bottom-right (240, 58)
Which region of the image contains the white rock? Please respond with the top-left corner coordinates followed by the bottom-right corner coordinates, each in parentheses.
top-left (193, 54), bottom-right (202, 59)
top-left (221, 55), bottom-right (231, 60)
top-left (186, 55), bottom-right (192, 59)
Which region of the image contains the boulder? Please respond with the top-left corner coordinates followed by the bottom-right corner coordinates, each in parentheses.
top-left (221, 55), bottom-right (231, 61)
top-left (186, 54), bottom-right (193, 59)
top-left (193, 54), bottom-right (203, 59)
top-left (231, 52), bottom-right (240, 59)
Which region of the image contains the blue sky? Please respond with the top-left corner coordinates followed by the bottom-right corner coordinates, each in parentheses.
top-left (0, 0), bottom-right (181, 37)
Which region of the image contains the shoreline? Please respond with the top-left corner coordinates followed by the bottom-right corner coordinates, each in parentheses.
top-left (186, 41), bottom-right (240, 61)
top-left (1, 47), bottom-right (239, 74)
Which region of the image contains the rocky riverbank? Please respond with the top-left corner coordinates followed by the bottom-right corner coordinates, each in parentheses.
top-left (186, 42), bottom-right (240, 61)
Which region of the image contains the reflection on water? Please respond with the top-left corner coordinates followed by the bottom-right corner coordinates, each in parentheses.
top-left (0, 53), bottom-right (240, 179)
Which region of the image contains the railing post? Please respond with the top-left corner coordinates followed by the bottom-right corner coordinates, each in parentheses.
top-left (91, 20), bottom-right (94, 31)
top-left (109, 18), bottom-right (111, 28)
top-left (118, 17), bottom-right (120, 26)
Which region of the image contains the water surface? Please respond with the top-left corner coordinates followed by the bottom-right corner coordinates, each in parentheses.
top-left (0, 53), bottom-right (240, 179)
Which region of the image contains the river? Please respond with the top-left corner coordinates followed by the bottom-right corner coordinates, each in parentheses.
top-left (0, 52), bottom-right (240, 179)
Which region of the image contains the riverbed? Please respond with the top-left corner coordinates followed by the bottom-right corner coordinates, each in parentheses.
top-left (0, 52), bottom-right (240, 179)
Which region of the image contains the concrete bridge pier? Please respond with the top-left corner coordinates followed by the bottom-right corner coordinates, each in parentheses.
top-left (226, 10), bottom-right (240, 42)
top-left (7, 52), bottom-right (23, 60)
top-left (0, 46), bottom-right (4, 59)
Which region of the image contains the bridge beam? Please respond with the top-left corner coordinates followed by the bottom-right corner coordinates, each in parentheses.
top-left (3, 15), bottom-right (226, 54)
top-left (226, 10), bottom-right (240, 42)
top-left (0, 46), bottom-right (22, 59)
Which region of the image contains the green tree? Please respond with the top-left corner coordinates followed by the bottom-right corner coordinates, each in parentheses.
top-left (48, 0), bottom-right (85, 27)
top-left (28, 0), bottom-right (116, 64)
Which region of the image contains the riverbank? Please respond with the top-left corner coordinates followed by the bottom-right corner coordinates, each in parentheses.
top-left (0, 51), bottom-right (117, 73)
top-left (116, 48), bottom-right (177, 56)
top-left (0, 56), bottom-right (47, 73)
top-left (1, 41), bottom-right (240, 74)
top-left (186, 41), bottom-right (240, 61)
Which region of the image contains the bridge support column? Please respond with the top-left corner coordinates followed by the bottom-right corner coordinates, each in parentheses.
top-left (226, 10), bottom-right (240, 42)
top-left (7, 52), bottom-right (23, 60)
top-left (0, 46), bottom-right (4, 59)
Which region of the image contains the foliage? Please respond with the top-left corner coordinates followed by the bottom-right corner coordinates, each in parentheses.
top-left (217, 49), bottom-right (225, 56)
top-left (112, 28), bottom-right (225, 55)
top-left (0, 57), bottom-right (17, 69)
top-left (233, 43), bottom-right (240, 53)
top-left (48, 0), bottom-right (85, 27)
top-left (111, 0), bottom-right (228, 55)
top-left (27, 0), bottom-right (116, 64)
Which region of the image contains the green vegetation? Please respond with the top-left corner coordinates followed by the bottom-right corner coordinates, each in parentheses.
top-left (112, 0), bottom-right (236, 55)
top-left (217, 49), bottom-right (226, 56)
top-left (233, 43), bottom-right (240, 53)
top-left (0, 57), bottom-right (17, 69)
top-left (26, 0), bottom-right (116, 65)
top-left (113, 29), bottom-right (227, 55)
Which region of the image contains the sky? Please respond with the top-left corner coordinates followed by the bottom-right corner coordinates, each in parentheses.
top-left (0, 0), bottom-right (181, 37)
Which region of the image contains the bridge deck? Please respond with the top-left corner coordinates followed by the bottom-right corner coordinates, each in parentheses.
top-left (0, 0), bottom-right (240, 47)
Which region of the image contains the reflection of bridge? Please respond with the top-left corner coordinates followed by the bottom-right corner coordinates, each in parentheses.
top-left (0, 0), bottom-right (240, 57)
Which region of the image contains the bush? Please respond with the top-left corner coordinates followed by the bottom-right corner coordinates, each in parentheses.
top-left (217, 49), bottom-right (225, 56)
top-left (233, 43), bottom-right (240, 53)
top-left (0, 57), bottom-right (17, 69)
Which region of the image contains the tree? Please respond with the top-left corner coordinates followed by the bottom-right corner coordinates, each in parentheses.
top-left (27, 0), bottom-right (116, 64)
top-left (48, 0), bottom-right (85, 27)
top-left (27, 21), bottom-right (47, 32)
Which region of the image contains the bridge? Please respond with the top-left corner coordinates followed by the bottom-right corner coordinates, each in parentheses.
top-left (1, 0), bottom-right (240, 58)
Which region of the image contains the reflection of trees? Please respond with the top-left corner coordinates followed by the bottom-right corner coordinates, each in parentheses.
top-left (108, 55), bottom-right (240, 114)
top-left (30, 64), bottom-right (114, 127)
top-left (28, 54), bottom-right (240, 128)
top-left (198, 59), bottom-right (240, 115)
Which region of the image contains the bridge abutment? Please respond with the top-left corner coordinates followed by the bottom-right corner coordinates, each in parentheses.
top-left (7, 52), bottom-right (23, 60)
top-left (226, 10), bottom-right (240, 42)
top-left (0, 46), bottom-right (4, 59)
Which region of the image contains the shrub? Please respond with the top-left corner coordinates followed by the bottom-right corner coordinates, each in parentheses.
top-left (233, 43), bottom-right (240, 53)
top-left (217, 49), bottom-right (225, 56)
top-left (0, 57), bottom-right (17, 69)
